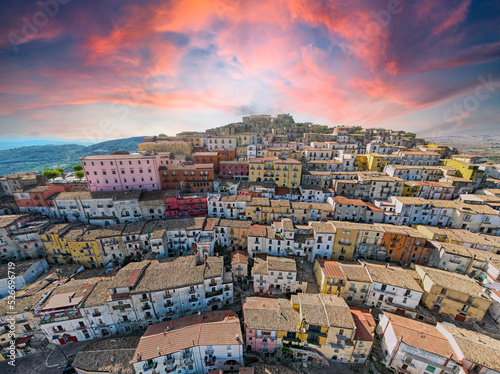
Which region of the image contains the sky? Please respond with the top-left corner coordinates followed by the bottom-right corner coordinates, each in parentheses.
top-left (1, 0), bottom-right (500, 142)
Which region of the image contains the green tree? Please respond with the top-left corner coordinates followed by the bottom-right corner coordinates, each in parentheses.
top-left (55, 167), bottom-right (65, 174)
top-left (42, 169), bottom-right (61, 179)
top-left (72, 164), bottom-right (83, 171)
top-left (158, 133), bottom-right (167, 137)
top-left (74, 170), bottom-right (85, 180)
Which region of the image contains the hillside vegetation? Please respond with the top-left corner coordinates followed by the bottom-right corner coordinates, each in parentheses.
top-left (0, 137), bottom-right (143, 175)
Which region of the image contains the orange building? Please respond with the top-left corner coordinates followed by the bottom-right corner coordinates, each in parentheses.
top-left (159, 163), bottom-right (215, 193)
top-left (378, 224), bottom-right (431, 265)
top-left (193, 148), bottom-right (236, 172)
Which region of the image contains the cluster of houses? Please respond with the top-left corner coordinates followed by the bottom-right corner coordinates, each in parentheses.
top-left (1, 117), bottom-right (500, 373)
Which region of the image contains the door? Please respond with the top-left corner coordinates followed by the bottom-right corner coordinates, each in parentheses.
top-left (58, 338), bottom-right (66, 345)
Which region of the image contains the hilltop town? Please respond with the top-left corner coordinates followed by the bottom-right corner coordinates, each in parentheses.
top-left (1, 114), bottom-right (500, 374)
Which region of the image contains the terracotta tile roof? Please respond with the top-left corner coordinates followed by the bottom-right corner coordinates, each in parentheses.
top-left (364, 263), bottom-right (422, 292)
top-left (417, 266), bottom-right (489, 299)
top-left (440, 323), bottom-right (500, 371)
top-left (339, 263), bottom-right (372, 283)
top-left (434, 242), bottom-right (473, 257)
top-left (384, 312), bottom-right (455, 358)
top-left (132, 311), bottom-right (242, 363)
top-left (351, 307), bottom-right (374, 342)
top-left (249, 224), bottom-right (267, 236)
top-left (309, 221), bottom-right (335, 234)
top-left (242, 297), bottom-right (300, 332)
top-left (231, 250), bottom-right (248, 265)
top-left (298, 293), bottom-right (355, 329)
top-left (267, 256), bottom-right (296, 272)
top-left (331, 196), bottom-right (367, 206)
top-left (317, 260), bottom-right (347, 279)
top-left (134, 257), bottom-right (223, 293)
top-left (73, 336), bottom-right (140, 374)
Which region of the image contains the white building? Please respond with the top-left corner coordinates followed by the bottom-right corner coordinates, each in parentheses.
top-left (132, 310), bottom-right (243, 374)
top-left (309, 221), bottom-right (336, 261)
top-left (80, 278), bottom-right (118, 338)
top-left (0, 259), bottom-right (48, 298)
top-left (377, 312), bottom-right (462, 374)
top-left (427, 242), bottom-right (473, 274)
top-left (37, 282), bottom-right (98, 344)
top-left (252, 256), bottom-right (307, 295)
top-left (203, 136), bottom-right (237, 151)
top-left (364, 262), bottom-right (423, 311)
top-left (231, 251), bottom-right (248, 282)
top-left (127, 256), bottom-right (233, 324)
top-left (53, 190), bottom-right (143, 226)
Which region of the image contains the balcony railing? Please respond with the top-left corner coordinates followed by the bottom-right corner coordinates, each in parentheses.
top-left (206, 289), bottom-right (223, 298)
top-left (373, 287), bottom-right (396, 295)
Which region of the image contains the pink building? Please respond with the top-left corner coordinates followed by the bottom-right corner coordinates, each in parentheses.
top-left (164, 191), bottom-right (208, 218)
top-left (219, 161), bottom-right (249, 179)
top-left (242, 296), bottom-right (298, 352)
top-left (81, 153), bottom-right (161, 192)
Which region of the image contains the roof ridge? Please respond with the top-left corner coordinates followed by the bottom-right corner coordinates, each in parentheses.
top-left (318, 294), bottom-right (330, 327)
top-left (392, 321), bottom-right (447, 339)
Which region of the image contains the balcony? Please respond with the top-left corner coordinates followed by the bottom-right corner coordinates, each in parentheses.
top-left (52, 327), bottom-right (66, 333)
top-left (373, 287), bottom-right (396, 295)
top-left (188, 297), bottom-right (198, 303)
top-left (206, 289), bottom-right (223, 298)
top-left (76, 326), bottom-right (87, 330)
top-left (256, 279), bottom-right (266, 283)
top-left (207, 297), bottom-right (222, 306)
top-left (40, 311), bottom-right (82, 325)
top-left (142, 304), bottom-right (151, 311)
top-left (143, 362), bottom-right (158, 372)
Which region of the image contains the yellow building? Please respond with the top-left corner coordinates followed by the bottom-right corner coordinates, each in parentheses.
top-left (331, 221), bottom-right (359, 261)
top-left (292, 293), bottom-right (357, 361)
top-left (63, 227), bottom-right (104, 268)
top-left (218, 219), bottom-right (252, 249)
top-left (415, 265), bottom-right (491, 322)
top-left (178, 134), bottom-right (201, 146)
top-left (245, 197), bottom-right (271, 224)
top-left (402, 181), bottom-right (421, 197)
top-left (366, 153), bottom-right (401, 172)
top-left (41, 224), bottom-right (73, 264)
top-left (138, 141), bottom-right (194, 156)
top-left (263, 148), bottom-right (301, 160)
top-left (242, 294), bottom-right (374, 363)
top-left (354, 154), bottom-right (368, 171)
top-left (440, 159), bottom-right (485, 181)
top-left (415, 225), bottom-right (463, 244)
top-left (236, 146), bottom-right (247, 159)
top-left (249, 157), bottom-right (302, 188)
top-left (314, 259), bottom-right (372, 304)
top-left (314, 259), bottom-right (347, 295)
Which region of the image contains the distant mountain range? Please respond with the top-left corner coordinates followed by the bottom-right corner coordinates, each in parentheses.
top-left (0, 137), bottom-right (144, 175)
top-left (0, 134), bottom-right (107, 150)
